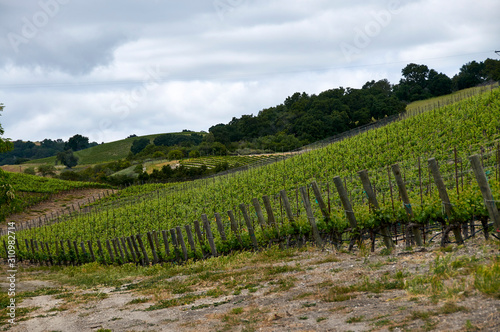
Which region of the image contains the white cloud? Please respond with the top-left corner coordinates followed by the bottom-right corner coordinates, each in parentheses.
top-left (0, 0), bottom-right (499, 142)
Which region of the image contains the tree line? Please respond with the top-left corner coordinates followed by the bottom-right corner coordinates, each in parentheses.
top-left (0, 134), bottom-right (98, 166)
top-left (209, 58), bottom-right (500, 152)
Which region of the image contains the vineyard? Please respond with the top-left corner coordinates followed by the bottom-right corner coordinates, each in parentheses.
top-left (2, 88), bottom-right (500, 266)
top-left (0, 171), bottom-right (109, 221)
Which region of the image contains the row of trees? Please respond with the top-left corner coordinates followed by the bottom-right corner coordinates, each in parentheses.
top-left (0, 134), bottom-right (97, 165)
top-left (393, 59), bottom-right (500, 102)
top-left (209, 58), bottom-right (500, 151)
top-left (209, 79), bottom-right (405, 150)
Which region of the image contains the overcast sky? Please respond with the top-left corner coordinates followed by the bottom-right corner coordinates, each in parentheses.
top-left (0, 0), bottom-right (498, 143)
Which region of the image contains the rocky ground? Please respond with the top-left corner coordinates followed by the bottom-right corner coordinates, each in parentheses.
top-left (1, 235), bottom-right (499, 332)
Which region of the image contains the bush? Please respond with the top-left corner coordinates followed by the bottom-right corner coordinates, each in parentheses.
top-left (38, 165), bottom-right (56, 177)
top-left (23, 167), bottom-right (36, 175)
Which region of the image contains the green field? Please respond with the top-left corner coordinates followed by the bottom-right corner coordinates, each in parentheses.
top-left (4, 87), bottom-right (500, 263)
top-left (0, 171), bottom-right (109, 220)
top-left (27, 132), bottom-right (201, 166)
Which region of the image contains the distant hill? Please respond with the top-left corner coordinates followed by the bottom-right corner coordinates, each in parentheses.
top-left (27, 132), bottom-right (203, 165)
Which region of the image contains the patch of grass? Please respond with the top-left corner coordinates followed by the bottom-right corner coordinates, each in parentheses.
top-left (439, 302), bottom-right (468, 314)
top-left (18, 287), bottom-right (65, 299)
top-left (465, 319), bottom-right (479, 331)
top-left (266, 278), bottom-right (296, 294)
top-left (316, 317), bottom-right (327, 322)
top-left (145, 293), bottom-right (201, 311)
top-left (126, 297), bottom-right (150, 305)
top-left (206, 287), bottom-right (228, 298)
top-left (230, 307), bottom-right (244, 315)
top-left (323, 285), bottom-right (356, 302)
top-left (221, 306), bottom-right (268, 331)
top-left (264, 265), bottom-right (302, 276)
top-left (474, 260), bottom-right (500, 298)
top-left (313, 256), bottom-right (340, 265)
top-left (302, 302), bottom-right (316, 308)
top-left (373, 318), bottom-right (393, 327)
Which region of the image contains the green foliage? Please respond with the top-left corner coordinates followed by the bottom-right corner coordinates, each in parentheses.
top-left (130, 138), bottom-right (150, 155)
top-left (167, 149), bottom-right (183, 160)
top-left (23, 167), bottom-right (36, 175)
top-left (65, 134), bottom-right (93, 151)
top-left (210, 81), bottom-right (405, 149)
top-left (5, 88), bottom-right (500, 263)
top-left (56, 150), bottom-right (78, 168)
top-left (38, 164), bottom-right (56, 177)
top-left (474, 259), bottom-right (500, 298)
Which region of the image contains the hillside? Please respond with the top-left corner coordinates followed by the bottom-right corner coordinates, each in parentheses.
top-left (25, 132), bottom-right (202, 166)
top-left (5, 86), bottom-right (499, 249)
top-left (1, 85), bottom-right (499, 332)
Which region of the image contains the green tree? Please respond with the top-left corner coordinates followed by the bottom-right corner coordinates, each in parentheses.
top-left (65, 134), bottom-right (90, 151)
top-left (167, 149), bottom-right (183, 160)
top-left (38, 164), bottom-right (57, 177)
top-left (56, 150), bottom-right (79, 168)
top-left (452, 61), bottom-right (486, 90)
top-left (130, 138), bottom-right (150, 155)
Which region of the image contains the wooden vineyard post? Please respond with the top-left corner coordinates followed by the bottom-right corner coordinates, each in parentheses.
top-left (252, 198), bottom-right (268, 233)
top-left (44, 242), bottom-right (53, 266)
top-left (280, 190), bottom-right (296, 227)
top-left (333, 176), bottom-right (359, 250)
top-left (311, 181), bottom-right (330, 222)
top-left (106, 240), bottom-right (115, 263)
top-left (96, 239), bottom-right (105, 264)
top-left (193, 220), bottom-right (207, 257)
top-left (169, 229), bottom-right (180, 261)
top-left (184, 225), bottom-right (197, 257)
top-left (201, 214), bottom-right (218, 257)
top-left (73, 241), bottom-right (79, 264)
top-left (111, 239), bottom-right (119, 262)
top-left (469, 154), bottom-right (500, 235)
top-left (175, 226), bottom-right (188, 261)
top-left (311, 181), bottom-right (341, 249)
top-left (136, 234), bottom-right (150, 266)
top-left (115, 238), bottom-right (126, 263)
top-left (30, 239), bottom-right (36, 264)
top-left (153, 231), bottom-right (161, 256)
top-left (239, 203), bottom-right (259, 250)
top-left (391, 164), bottom-right (423, 247)
top-left (227, 210), bottom-right (243, 246)
top-left (263, 195), bottom-right (281, 240)
top-left (120, 238), bottom-right (130, 262)
top-left (126, 237), bottom-right (137, 263)
top-left (358, 170), bottom-right (394, 249)
top-left (428, 158), bottom-right (464, 246)
top-left (79, 242), bottom-right (86, 261)
top-left (146, 232), bottom-right (159, 264)
top-left (214, 213), bottom-right (227, 241)
top-left (161, 230), bottom-right (171, 259)
top-left (299, 186), bottom-right (323, 247)
top-left (87, 241), bottom-right (96, 262)
top-left (131, 236), bottom-right (144, 266)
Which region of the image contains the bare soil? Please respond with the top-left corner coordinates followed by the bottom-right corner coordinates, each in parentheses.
top-left (1, 188), bottom-right (115, 233)
top-left (2, 237), bottom-right (499, 332)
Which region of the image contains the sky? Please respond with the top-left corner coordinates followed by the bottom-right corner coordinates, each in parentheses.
top-left (0, 0), bottom-right (498, 143)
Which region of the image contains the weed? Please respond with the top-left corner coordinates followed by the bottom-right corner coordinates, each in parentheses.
top-left (346, 315), bottom-right (364, 323)
top-left (126, 297), bottom-right (149, 305)
top-left (474, 260), bottom-right (500, 298)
